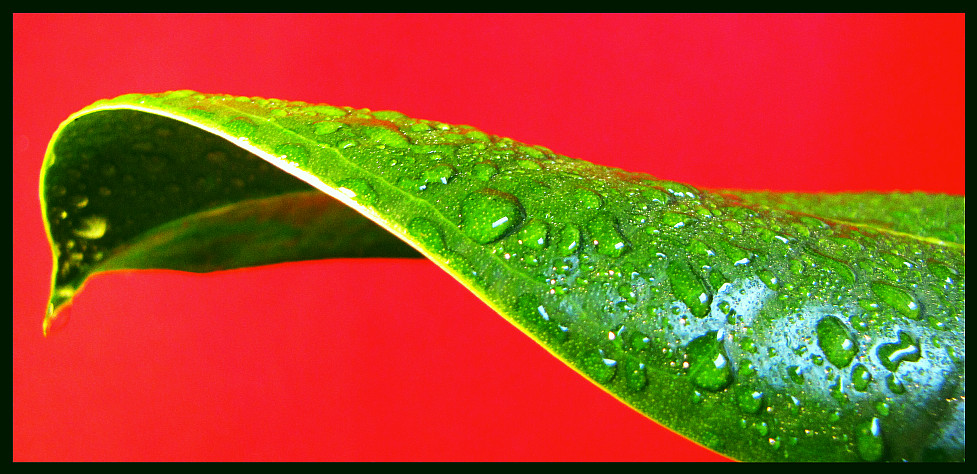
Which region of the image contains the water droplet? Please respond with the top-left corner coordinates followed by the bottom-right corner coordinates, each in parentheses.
top-left (515, 219), bottom-right (549, 249)
top-left (578, 349), bottom-right (616, 383)
top-left (722, 220), bottom-right (744, 235)
top-left (661, 211), bottom-right (695, 229)
top-left (460, 189), bottom-right (525, 244)
top-left (804, 250), bottom-right (856, 284)
top-left (816, 315), bottom-right (859, 368)
top-left (786, 365), bottom-right (805, 384)
top-left (69, 195), bottom-right (89, 209)
top-left (851, 364), bottom-right (872, 392)
top-left (641, 187), bottom-right (671, 205)
top-left (573, 187), bottom-right (603, 209)
top-left (686, 331), bottom-right (733, 392)
top-left (737, 389), bottom-right (764, 414)
top-left (870, 281), bottom-right (920, 320)
top-left (314, 121), bottom-right (343, 135)
top-left (422, 163), bottom-right (456, 185)
top-left (408, 217), bottom-right (445, 253)
top-left (587, 216), bottom-right (628, 257)
top-left (886, 374), bottom-right (906, 394)
top-left (556, 225), bottom-right (580, 256)
top-left (274, 143), bottom-right (310, 165)
top-left (622, 358), bottom-right (647, 391)
top-left (666, 260), bottom-right (712, 318)
top-left (472, 162), bottom-right (497, 181)
top-left (335, 178), bottom-right (377, 205)
top-left (758, 268), bottom-right (779, 290)
top-left (363, 125), bottom-right (409, 148)
top-left (71, 215), bottom-right (107, 240)
top-left (856, 418), bottom-right (885, 461)
top-left (225, 117), bottom-right (257, 138)
top-left (876, 331), bottom-right (921, 372)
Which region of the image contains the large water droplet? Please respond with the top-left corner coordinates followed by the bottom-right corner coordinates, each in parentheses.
top-left (460, 189), bottom-right (525, 244)
top-left (587, 216), bottom-right (628, 257)
top-left (877, 331), bottom-right (921, 372)
top-left (363, 126), bottom-right (409, 148)
top-left (737, 389), bottom-right (764, 414)
top-left (870, 281), bottom-right (920, 320)
top-left (816, 315), bottom-right (858, 368)
top-left (578, 349), bottom-right (616, 383)
top-left (515, 219), bottom-right (549, 249)
top-left (622, 358), bottom-right (647, 391)
top-left (422, 163), bottom-right (456, 185)
top-left (408, 217), bottom-right (445, 253)
top-left (851, 364), bottom-right (872, 392)
top-left (314, 121), bottom-right (343, 135)
top-left (686, 331), bottom-right (733, 392)
top-left (666, 260), bottom-right (712, 318)
top-left (71, 215), bottom-right (108, 240)
top-left (472, 162), bottom-right (497, 181)
top-left (274, 143), bottom-right (310, 165)
top-left (573, 187), bottom-right (603, 209)
top-left (337, 178), bottom-right (377, 205)
top-left (856, 418), bottom-right (885, 461)
top-left (556, 225), bottom-right (580, 256)
top-left (661, 211), bottom-right (695, 229)
top-left (225, 117), bottom-right (258, 138)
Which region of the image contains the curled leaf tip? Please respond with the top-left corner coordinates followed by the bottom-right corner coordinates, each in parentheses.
top-left (39, 91), bottom-right (964, 461)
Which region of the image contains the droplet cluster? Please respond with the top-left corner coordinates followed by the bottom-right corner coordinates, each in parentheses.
top-left (42, 91), bottom-right (965, 461)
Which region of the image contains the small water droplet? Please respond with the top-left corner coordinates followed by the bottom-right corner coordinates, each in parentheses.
top-left (225, 117), bottom-right (258, 138)
top-left (363, 125), bottom-right (409, 148)
top-left (556, 225), bottom-right (580, 256)
top-left (661, 211), bottom-right (695, 229)
top-left (786, 365), bottom-right (805, 384)
top-left (758, 268), bottom-right (779, 290)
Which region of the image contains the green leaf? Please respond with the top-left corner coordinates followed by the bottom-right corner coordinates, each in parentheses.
top-left (40, 91), bottom-right (965, 462)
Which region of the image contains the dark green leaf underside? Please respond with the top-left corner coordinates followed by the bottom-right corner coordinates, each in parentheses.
top-left (40, 91), bottom-right (965, 462)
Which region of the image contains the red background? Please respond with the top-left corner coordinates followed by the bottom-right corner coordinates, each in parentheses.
top-left (13, 14), bottom-right (964, 461)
